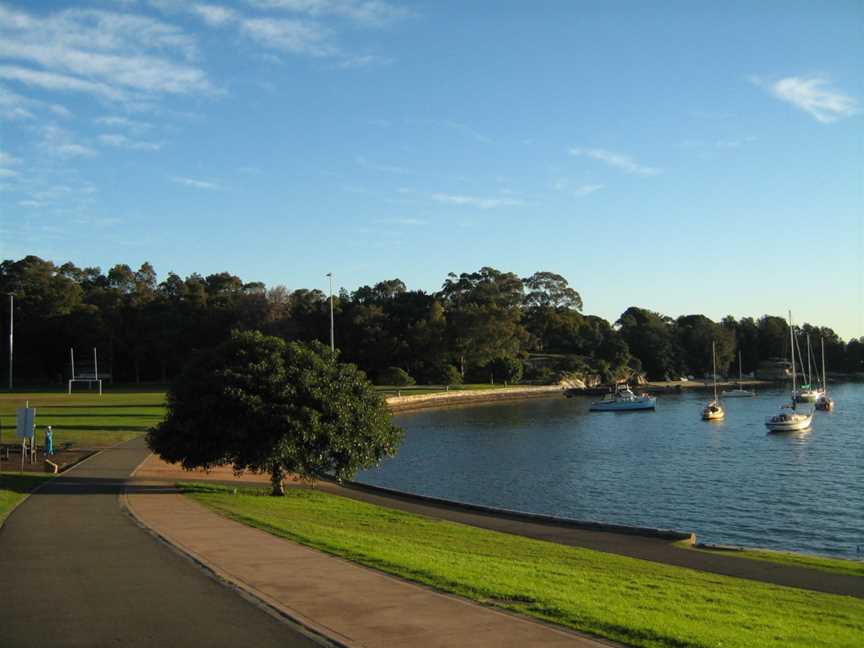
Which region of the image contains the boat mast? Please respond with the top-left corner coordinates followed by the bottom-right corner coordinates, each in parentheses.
top-left (789, 311), bottom-right (797, 406)
top-left (738, 351), bottom-right (743, 384)
top-left (712, 340), bottom-right (718, 402)
top-left (821, 337), bottom-right (828, 395)
top-left (806, 335), bottom-right (812, 388)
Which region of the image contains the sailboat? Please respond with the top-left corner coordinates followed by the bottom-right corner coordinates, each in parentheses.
top-left (702, 341), bottom-right (724, 421)
top-left (765, 312), bottom-right (813, 432)
top-left (794, 335), bottom-right (821, 403)
top-left (815, 337), bottom-right (834, 411)
top-left (722, 351), bottom-right (755, 397)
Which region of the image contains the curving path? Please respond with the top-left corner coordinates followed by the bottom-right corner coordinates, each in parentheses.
top-left (0, 438), bottom-right (325, 648)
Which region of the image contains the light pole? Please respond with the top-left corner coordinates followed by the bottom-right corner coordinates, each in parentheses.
top-left (326, 273), bottom-right (334, 353)
top-left (7, 293), bottom-right (13, 391)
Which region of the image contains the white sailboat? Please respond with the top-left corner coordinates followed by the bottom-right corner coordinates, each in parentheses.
top-left (702, 341), bottom-right (724, 420)
top-left (766, 312), bottom-right (813, 432)
top-left (722, 351), bottom-right (755, 397)
top-left (794, 335), bottom-right (822, 403)
top-left (815, 337), bottom-right (834, 411)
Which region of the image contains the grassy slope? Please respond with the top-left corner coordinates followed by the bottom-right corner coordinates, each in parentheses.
top-left (674, 541), bottom-right (864, 578)
top-left (0, 391), bottom-right (166, 448)
top-left (184, 483), bottom-right (864, 648)
top-left (0, 472), bottom-right (54, 524)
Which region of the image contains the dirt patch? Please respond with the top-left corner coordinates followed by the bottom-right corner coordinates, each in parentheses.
top-left (0, 446), bottom-right (95, 474)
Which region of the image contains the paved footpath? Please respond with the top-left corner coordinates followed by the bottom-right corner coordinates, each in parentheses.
top-left (126, 484), bottom-right (613, 647)
top-left (0, 438), bottom-right (326, 648)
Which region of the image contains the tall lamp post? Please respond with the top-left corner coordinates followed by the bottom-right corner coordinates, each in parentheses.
top-left (326, 273), bottom-right (334, 353)
top-left (7, 293), bottom-right (13, 391)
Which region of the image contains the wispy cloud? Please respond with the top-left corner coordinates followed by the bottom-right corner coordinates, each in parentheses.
top-left (0, 151), bottom-right (21, 167)
top-left (171, 176), bottom-right (223, 190)
top-left (569, 147), bottom-right (661, 176)
top-left (443, 120), bottom-right (492, 144)
top-left (376, 217), bottom-right (428, 226)
top-left (572, 184), bottom-right (604, 196)
top-left (0, 4), bottom-right (215, 103)
top-left (716, 136), bottom-right (757, 149)
top-left (98, 133), bottom-right (163, 151)
top-left (431, 193), bottom-right (524, 209)
top-left (240, 17), bottom-right (336, 56)
top-left (246, 0), bottom-right (413, 27)
top-left (356, 155), bottom-right (411, 175)
top-left (191, 4), bottom-right (237, 27)
top-left (750, 75), bottom-right (859, 124)
top-left (39, 125), bottom-right (97, 158)
top-left (95, 115), bottom-right (153, 132)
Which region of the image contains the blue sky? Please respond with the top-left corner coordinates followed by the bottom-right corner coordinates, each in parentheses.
top-left (1, 1), bottom-right (862, 340)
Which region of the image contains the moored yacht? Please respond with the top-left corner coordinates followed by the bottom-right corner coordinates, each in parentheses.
top-left (702, 341), bottom-right (725, 421)
top-left (815, 337), bottom-right (834, 411)
top-left (766, 312), bottom-right (813, 433)
top-left (722, 352), bottom-right (754, 397)
top-left (589, 385), bottom-right (656, 411)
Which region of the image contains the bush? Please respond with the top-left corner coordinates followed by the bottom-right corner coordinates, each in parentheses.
top-left (377, 366), bottom-right (415, 386)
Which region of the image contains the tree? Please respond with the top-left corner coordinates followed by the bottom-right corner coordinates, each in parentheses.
top-left (616, 307), bottom-right (682, 379)
top-left (147, 331), bottom-right (403, 495)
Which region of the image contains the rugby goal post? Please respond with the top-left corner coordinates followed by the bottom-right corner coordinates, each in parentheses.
top-left (68, 347), bottom-right (103, 395)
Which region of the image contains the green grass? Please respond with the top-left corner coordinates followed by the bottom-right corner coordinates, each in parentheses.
top-left (0, 472), bottom-right (54, 524)
top-left (675, 541), bottom-right (864, 578)
top-left (183, 482), bottom-right (864, 648)
top-left (0, 391), bottom-right (166, 449)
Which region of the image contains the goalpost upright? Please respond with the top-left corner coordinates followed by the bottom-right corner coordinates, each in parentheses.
top-left (68, 346), bottom-right (103, 395)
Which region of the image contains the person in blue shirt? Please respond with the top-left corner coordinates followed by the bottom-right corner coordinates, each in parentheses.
top-left (45, 425), bottom-right (54, 456)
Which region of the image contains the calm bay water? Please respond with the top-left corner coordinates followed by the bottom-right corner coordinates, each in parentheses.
top-left (358, 383), bottom-right (864, 559)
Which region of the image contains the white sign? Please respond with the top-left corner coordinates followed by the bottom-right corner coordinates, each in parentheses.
top-left (16, 407), bottom-right (36, 438)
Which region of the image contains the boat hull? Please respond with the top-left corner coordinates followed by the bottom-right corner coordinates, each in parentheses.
top-left (589, 398), bottom-right (656, 412)
top-left (765, 413), bottom-right (813, 432)
top-left (721, 389), bottom-right (754, 398)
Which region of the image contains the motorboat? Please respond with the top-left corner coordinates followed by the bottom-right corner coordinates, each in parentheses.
top-left (766, 311), bottom-right (814, 433)
top-left (589, 385), bottom-right (656, 411)
top-left (722, 352), bottom-right (754, 397)
top-left (701, 341), bottom-right (724, 421)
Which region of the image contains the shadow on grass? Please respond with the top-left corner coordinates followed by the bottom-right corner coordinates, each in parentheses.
top-left (0, 472), bottom-right (54, 495)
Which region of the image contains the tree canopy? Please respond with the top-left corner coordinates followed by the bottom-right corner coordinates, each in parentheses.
top-left (146, 331), bottom-right (403, 495)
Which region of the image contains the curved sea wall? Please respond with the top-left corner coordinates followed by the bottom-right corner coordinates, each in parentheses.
top-left (386, 385), bottom-right (563, 413)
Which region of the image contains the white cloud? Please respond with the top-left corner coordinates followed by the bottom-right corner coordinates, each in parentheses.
top-left (376, 217), bottom-right (428, 226)
top-left (431, 193), bottom-right (524, 209)
top-left (240, 18), bottom-right (335, 56)
top-left (171, 176), bottom-right (222, 190)
top-left (751, 75), bottom-right (859, 124)
top-left (98, 133), bottom-right (163, 151)
top-left (572, 184), bottom-right (604, 196)
top-left (95, 115), bottom-right (153, 132)
top-left (50, 104), bottom-right (73, 118)
top-left (0, 168), bottom-right (18, 178)
top-left (191, 4), bottom-right (237, 26)
top-left (0, 4), bottom-right (215, 103)
top-left (246, 0), bottom-right (412, 26)
top-left (443, 120), bottom-right (492, 144)
top-left (0, 151), bottom-right (21, 166)
top-left (39, 124), bottom-right (98, 158)
top-left (569, 147), bottom-right (662, 176)
top-left (18, 199), bottom-right (48, 208)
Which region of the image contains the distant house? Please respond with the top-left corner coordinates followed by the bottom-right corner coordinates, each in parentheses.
top-left (756, 359), bottom-right (792, 381)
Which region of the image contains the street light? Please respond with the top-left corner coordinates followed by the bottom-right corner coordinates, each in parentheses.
top-left (325, 273), bottom-right (334, 353)
top-left (7, 293), bottom-right (13, 391)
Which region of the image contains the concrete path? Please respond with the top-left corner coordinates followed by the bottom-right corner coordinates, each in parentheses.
top-left (0, 438), bottom-right (328, 648)
top-left (125, 482), bottom-right (613, 648)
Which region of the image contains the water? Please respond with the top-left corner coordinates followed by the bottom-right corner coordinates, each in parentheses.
top-left (358, 383), bottom-right (864, 559)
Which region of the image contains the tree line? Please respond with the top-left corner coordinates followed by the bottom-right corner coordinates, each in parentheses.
top-left (2, 256), bottom-right (862, 386)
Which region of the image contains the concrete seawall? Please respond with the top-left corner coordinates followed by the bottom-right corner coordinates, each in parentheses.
top-left (386, 385), bottom-right (563, 413)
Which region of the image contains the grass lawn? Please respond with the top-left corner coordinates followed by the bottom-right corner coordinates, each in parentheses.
top-left (183, 483), bottom-right (864, 648)
top-left (675, 541), bottom-right (864, 578)
top-left (0, 390), bottom-right (166, 449)
top-left (0, 472), bottom-right (54, 524)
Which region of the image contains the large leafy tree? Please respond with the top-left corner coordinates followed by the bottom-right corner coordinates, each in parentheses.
top-left (147, 330), bottom-right (403, 495)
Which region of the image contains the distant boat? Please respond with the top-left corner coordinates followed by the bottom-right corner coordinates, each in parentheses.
top-left (766, 312), bottom-right (813, 433)
top-left (589, 385), bottom-right (656, 411)
top-left (722, 351), bottom-right (755, 398)
top-left (794, 335), bottom-right (823, 403)
top-left (702, 341), bottom-right (725, 421)
top-left (815, 337), bottom-right (834, 411)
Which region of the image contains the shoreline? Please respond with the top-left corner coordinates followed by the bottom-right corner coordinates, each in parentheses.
top-left (386, 385), bottom-right (562, 412)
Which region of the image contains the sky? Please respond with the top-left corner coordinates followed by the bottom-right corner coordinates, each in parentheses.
top-left (1, 1), bottom-right (862, 340)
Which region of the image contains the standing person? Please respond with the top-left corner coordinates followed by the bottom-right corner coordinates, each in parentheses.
top-left (45, 425), bottom-right (54, 456)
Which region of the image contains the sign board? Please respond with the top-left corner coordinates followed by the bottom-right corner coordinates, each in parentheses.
top-left (16, 407), bottom-right (36, 438)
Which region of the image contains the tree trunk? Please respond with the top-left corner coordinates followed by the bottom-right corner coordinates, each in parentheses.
top-left (270, 464), bottom-right (285, 496)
